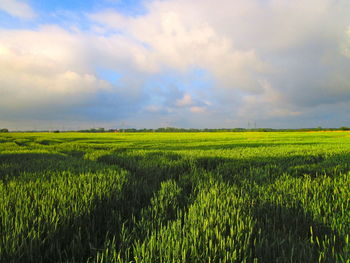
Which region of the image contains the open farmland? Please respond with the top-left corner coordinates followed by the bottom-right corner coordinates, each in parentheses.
top-left (0, 132), bottom-right (349, 262)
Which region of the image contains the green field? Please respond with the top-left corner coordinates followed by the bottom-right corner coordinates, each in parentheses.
top-left (0, 132), bottom-right (349, 262)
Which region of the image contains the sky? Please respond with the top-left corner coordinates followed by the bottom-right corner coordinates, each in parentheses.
top-left (1, 0), bottom-right (350, 130)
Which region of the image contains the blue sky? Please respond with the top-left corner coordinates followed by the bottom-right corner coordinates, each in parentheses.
top-left (31, 0), bottom-right (147, 16)
top-left (1, 0), bottom-right (350, 130)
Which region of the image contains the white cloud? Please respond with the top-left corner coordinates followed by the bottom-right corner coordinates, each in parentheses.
top-left (88, 0), bottom-right (350, 109)
top-left (0, 27), bottom-right (110, 111)
top-left (0, 0), bottom-right (36, 19)
top-left (176, 94), bottom-right (193, 107)
top-left (190, 106), bottom-right (206, 113)
top-left (90, 4), bottom-right (268, 91)
top-left (341, 26), bottom-right (350, 57)
top-left (145, 105), bottom-right (161, 112)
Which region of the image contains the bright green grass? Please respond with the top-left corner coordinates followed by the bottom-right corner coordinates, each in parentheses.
top-left (0, 132), bottom-right (349, 262)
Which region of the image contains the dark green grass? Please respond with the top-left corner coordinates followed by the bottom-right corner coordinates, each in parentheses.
top-left (0, 132), bottom-right (349, 262)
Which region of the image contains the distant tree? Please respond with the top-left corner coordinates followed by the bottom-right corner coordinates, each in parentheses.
top-left (339, 126), bottom-right (350, 130)
top-left (0, 128), bottom-right (9, 133)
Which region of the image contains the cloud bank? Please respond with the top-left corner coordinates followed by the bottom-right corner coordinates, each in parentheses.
top-left (0, 0), bottom-right (36, 19)
top-left (1, 0), bottom-right (350, 129)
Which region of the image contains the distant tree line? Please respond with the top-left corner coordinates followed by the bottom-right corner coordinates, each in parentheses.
top-left (76, 126), bottom-right (350, 133)
top-left (2, 126), bottom-right (349, 133)
top-left (77, 128), bottom-right (106, 133)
